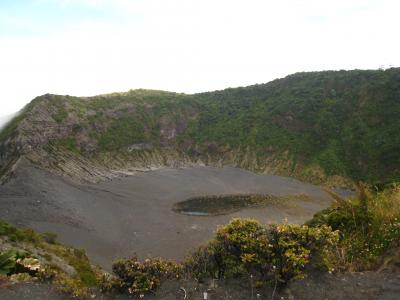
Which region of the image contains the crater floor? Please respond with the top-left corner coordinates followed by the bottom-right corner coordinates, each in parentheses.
top-left (0, 160), bottom-right (334, 269)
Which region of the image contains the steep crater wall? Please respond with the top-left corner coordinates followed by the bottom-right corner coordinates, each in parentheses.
top-left (1, 69), bottom-right (400, 187)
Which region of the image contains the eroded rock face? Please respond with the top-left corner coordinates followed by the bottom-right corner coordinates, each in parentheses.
top-left (0, 96), bottom-right (71, 179)
top-left (0, 93), bottom-right (196, 183)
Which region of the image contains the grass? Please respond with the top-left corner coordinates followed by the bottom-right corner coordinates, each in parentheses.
top-left (307, 184), bottom-right (400, 270)
top-left (50, 247), bottom-right (97, 286)
top-left (49, 137), bottom-right (80, 153)
top-left (0, 220), bottom-right (42, 245)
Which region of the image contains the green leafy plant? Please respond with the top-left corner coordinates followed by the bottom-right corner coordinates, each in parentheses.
top-left (41, 232), bottom-right (58, 244)
top-left (0, 250), bottom-right (42, 278)
top-left (0, 250), bottom-right (18, 275)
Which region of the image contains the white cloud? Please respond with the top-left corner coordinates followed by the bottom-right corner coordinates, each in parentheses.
top-left (0, 0), bottom-right (399, 117)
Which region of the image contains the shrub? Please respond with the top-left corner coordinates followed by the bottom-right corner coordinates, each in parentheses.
top-left (185, 219), bottom-right (338, 285)
top-left (38, 259), bottom-right (93, 298)
top-left (48, 245), bottom-right (98, 287)
top-left (9, 273), bottom-right (32, 282)
top-left (268, 223), bottom-right (338, 282)
top-left (0, 250), bottom-right (18, 275)
top-left (54, 273), bottom-right (90, 298)
top-left (212, 219), bottom-right (271, 278)
top-left (184, 244), bottom-right (219, 281)
top-left (0, 219), bottom-right (100, 299)
top-left (62, 248), bottom-right (97, 286)
top-left (103, 256), bottom-right (182, 298)
top-left (42, 232), bottom-right (58, 244)
top-left (0, 220), bottom-right (42, 244)
top-left (307, 185), bottom-right (400, 270)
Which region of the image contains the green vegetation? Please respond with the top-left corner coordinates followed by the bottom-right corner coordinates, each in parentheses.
top-left (91, 92), bottom-right (193, 152)
top-left (0, 249), bottom-right (42, 282)
top-left (307, 184), bottom-right (400, 271)
top-left (0, 250), bottom-right (20, 275)
top-left (49, 137), bottom-right (80, 153)
top-left (53, 110), bottom-right (68, 123)
top-left (0, 220), bottom-right (42, 245)
top-left (102, 257), bottom-right (182, 298)
top-left (0, 220), bottom-right (99, 298)
top-left (103, 220), bottom-right (338, 297)
top-left (98, 116), bottom-right (146, 151)
top-left (41, 232), bottom-right (57, 244)
top-left (183, 69), bottom-right (400, 184)
top-left (52, 247), bottom-right (97, 286)
top-left (185, 219), bottom-right (338, 284)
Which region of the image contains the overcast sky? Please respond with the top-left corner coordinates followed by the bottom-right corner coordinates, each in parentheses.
top-left (0, 0), bottom-right (399, 124)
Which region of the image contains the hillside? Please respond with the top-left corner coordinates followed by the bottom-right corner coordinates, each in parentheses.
top-left (1, 68), bottom-right (400, 186)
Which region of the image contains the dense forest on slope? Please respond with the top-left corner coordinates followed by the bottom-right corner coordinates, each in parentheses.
top-left (0, 68), bottom-right (399, 186)
top-left (186, 69), bottom-right (400, 183)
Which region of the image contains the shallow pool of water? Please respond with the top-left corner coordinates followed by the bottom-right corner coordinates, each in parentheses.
top-left (173, 194), bottom-right (306, 216)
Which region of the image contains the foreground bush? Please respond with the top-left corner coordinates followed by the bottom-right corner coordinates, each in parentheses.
top-left (185, 218), bottom-right (338, 284)
top-left (102, 256), bottom-right (182, 298)
top-left (269, 223), bottom-right (339, 281)
top-left (307, 184), bottom-right (400, 270)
